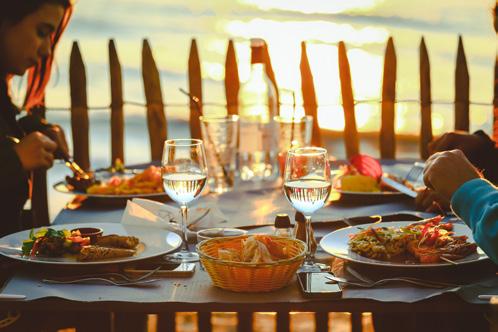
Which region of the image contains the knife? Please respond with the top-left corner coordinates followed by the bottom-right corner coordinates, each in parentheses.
top-left (381, 175), bottom-right (417, 198)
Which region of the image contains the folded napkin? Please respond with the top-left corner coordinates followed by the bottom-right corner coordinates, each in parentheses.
top-left (121, 198), bottom-right (227, 232)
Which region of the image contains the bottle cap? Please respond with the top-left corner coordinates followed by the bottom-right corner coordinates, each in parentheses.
top-left (295, 211), bottom-right (306, 223)
top-left (250, 38), bottom-right (265, 64)
top-left (274, 213), bottom-right (291, 228)
top-left (250, 38), bottom-right (265, 48)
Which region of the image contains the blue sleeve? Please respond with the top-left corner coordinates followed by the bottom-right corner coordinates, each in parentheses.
top-left (451, 178), bottom-right (498, 263)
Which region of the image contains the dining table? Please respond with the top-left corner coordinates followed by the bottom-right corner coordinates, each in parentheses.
top-left (0, 160), bottom-right (497, 332)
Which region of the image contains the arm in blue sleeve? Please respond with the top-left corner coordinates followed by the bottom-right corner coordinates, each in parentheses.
top-left (451, 178), bottom-right (498, 263)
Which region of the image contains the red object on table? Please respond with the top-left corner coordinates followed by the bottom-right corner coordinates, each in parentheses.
top-left (349, 154), bottom-right (383, 180)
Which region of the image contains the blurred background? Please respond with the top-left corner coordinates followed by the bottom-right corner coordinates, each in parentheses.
top-left (11, 0), bottom-right (496, 219)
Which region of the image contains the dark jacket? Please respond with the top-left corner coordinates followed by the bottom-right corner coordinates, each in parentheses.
top-left (468, 130), bottom-right (498, 184)
top-left (0, 80), bottom-right (29, 237)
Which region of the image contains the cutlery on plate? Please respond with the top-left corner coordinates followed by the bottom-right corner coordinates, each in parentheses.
top-left (0, 294), bottom-right (26, 300)
top-left (326, 274), bottom-right (458, 289)
top-left (381, 175), bottom-right (417, 198)
top-left (478, 295), bottom-right (498, 301)
top-left (44, 266), bottom-right (162, 285)
top-left (42, 277), bottom-right (160, 286)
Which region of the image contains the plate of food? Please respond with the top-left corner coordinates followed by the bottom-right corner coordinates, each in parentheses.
top-left (332, 155), bottom-right (413, 198)
top-left (54, 162), bottom-right (167, 199)
top-left (0, 223), bottom-right (182, 265)
top-left (320, 216), bottom-right (488, 267)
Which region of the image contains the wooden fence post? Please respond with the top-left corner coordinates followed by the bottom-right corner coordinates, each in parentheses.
top-left (142, 39), bottom-right (167, 161)
top-left (338, 41), bottom-right (360, 158)
top-left (300, 41), bottom-right (322, 147)
top-left (225, 39), bottom-right (239, 115)
top-left (69, 41), bottom-right (90, 171)
top-left (419, 37), bottom-right (433, 159)
top-left (109, 39), bottom-right (124, 165)
top-left (455, 35), bottom-right (470, 132)
top-left (380, 37), bottom-right (397, 159)
top-left (188, 39), bottom-right (203, 139)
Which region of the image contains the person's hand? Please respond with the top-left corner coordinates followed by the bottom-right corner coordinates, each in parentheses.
top-left (428, 131), bottom-right (487, 156)
top-left (13, 131), bottom-right (57, 171)
top-left (415, 188), bottom-right (450, 213)
top-left (44, 124), bottom-right (69, 160)
top-left (423, 149), bottom-right (481, 201)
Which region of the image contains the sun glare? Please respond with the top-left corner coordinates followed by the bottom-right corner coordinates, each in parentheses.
top-left (238, 0), bottom-right (382, 15)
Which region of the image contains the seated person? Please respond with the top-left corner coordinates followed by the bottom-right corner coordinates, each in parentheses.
top-left (423, 149), bottom-right (498, 263)
top-left (416, 130), bottom-right (498, 212)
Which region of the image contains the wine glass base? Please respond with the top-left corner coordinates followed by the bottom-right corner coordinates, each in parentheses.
top-left (164, 251), bottom-right (199, 263)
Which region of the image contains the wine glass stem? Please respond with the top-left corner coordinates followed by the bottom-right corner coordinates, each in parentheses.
top-left (180, 204), bottom-right (189, 251)
top-left (304, 215), bottom-right (314, 266)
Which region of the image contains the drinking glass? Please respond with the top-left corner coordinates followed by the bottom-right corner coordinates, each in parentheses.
top-left (162, 139), bottom-right (208, 262)
top-left (283, 147), bottom-right (331, 272)
top-left (199, 115), bottom-right (239, 193)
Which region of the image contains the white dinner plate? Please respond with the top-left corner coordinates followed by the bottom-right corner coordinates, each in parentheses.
top-left (0, 223), bottom-right (182, 265)
top-left (54, 168), bottom-right (168, 199)
top-left (320, 221), bottom-right (489, 268)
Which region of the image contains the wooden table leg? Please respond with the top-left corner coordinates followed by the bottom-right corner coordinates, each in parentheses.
top-left (351, 312), bottom-right (362, 332)
top-left (237, 312), bottom-right (253, 332)
top-left (198, 312), bottom-right (212, 332)
top-left (315, 312), bottom-right (329, 332)
top-left (157, 312), bottom-right (176, 332)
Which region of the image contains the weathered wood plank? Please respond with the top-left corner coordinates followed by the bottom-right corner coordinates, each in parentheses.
top-left (262, 41), bottom-right (280, 113)
top-left (338, 41), bottom-right (359, 158)
top-left (380, 37), bottom-right (397, 159)
top-left (315, 312), bottom-right (329, 332)
top-left (225, 40), bottom-right (239, 115)
top-left (237, 312), bottom-right (253, 332)
top-left (300, 42), bottom-right (322, 147)
top-left (188, 39), bottom-right (203, 139)
top-left (69, 41), bottom-right (90, 170)
top-left (109, 39), bottom-right (124, 165)
top-left (142, 39), bottom-right (167, 161)
top-left (454, 35), bottom-right (469, 132)
top-left (157, 312), bottom-right (175, 332)
top-left (197, 312), bottom-right (212, 332)
top-left (276, 311), bottom-right (290, 332)
top-left (419, 37), bottom-right (433, 159)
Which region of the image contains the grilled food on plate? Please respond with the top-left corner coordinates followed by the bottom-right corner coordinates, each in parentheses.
top-left (348, 216), bottom-right (477, 263)
top-left (77, 245), bottom-right (136, 261)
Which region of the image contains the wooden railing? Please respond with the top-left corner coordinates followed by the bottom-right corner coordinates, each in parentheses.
top-left (32, 35), bottom-right (480, 332)
top-left (60, 35), bottom-right (475, 173)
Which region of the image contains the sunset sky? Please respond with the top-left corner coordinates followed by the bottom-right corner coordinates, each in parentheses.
top-left (21, 0), bottom-right (496, 135)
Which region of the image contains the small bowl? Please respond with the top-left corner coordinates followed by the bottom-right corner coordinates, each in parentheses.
top-left (70, 227), bottom-right (103, 244)
top-left (196, 228), bottom-right (247, 243)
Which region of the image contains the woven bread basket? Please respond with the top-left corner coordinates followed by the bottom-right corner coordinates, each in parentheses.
top-left (197, 235), bottom-right (306, 292)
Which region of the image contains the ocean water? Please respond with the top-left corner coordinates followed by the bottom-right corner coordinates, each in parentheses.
top-left (10, 0), bottom-right (495, 219)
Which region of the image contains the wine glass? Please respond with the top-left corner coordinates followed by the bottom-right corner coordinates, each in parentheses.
top-left (283, 147), bottom-right (331, 272)
top-left (162, 139), bottom-right (208, 262)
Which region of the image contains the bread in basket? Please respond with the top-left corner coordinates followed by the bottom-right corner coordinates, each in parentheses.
top-left (197, 234), bottom-right (306, 292)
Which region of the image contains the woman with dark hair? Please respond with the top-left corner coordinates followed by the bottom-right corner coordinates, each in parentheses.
top-left (0, 0), bottom-right (72, 237)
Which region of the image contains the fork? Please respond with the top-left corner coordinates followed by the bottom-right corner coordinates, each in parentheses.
top-left (42, 266), bottom-right (162, 285)
top-left (42, 277), bottom-right (160, 286)
top-left (404, 162), bottom-right (425, 184)
top-left (325, 274), bottom-right (459, 289)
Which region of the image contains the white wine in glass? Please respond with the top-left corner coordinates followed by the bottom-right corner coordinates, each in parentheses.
top-left (283, 147), bottom-right (331, 272)
top-left (162, 139), bottom-right (208, 262)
